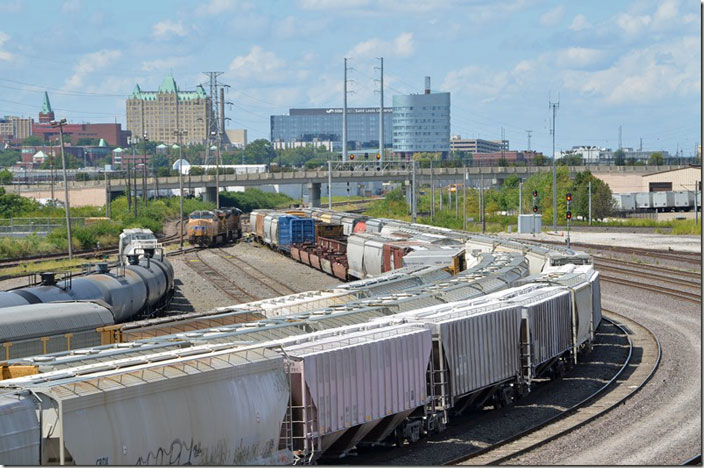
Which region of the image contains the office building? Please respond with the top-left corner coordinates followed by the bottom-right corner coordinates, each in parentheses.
top-left (450, 136), bottom-right (508, 154)
top-left (126, 76), bottom-right (210, 145)
top-left (471, 150), bottom-right (542, 166)
top-left (392, 77), bottom-right (450, 159)
top-left (225, 129), bottom-right (247, 149)
top-left (270, 107), bottom-right (392, 150)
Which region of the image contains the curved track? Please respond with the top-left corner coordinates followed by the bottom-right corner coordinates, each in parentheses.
top-left (450, 311), bottom-right (660, 465)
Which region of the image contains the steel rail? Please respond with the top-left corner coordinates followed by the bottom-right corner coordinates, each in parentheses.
top-left (184, 249), bottom-right (255, 303)
top-left (445, 311), bottom-right (661, 466)
top-left (599, 274), bottom-right (702, 304)
top-left (535, 239), bottom-right (701, 265)
top-left (594, 256), bottom-right (701, 281)
top-left (212, 247), bottom-right (297, 296)
top-left (594, 262), bottom-right (701, 288)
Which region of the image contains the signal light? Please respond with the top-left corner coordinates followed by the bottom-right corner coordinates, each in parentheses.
top-left (533, 205), bottom-right (538, 213)
top-left (376, 153), bottom-right (381, 160)
top-left (566, 210), bottom-right (572, 220)
top-left (349, 154), bottom-right (355, 160)
top-left (566, 192), bottom-right (572, 202)
top-left (532, 190), bottom-right (538, 198)
top-left (364, 152), bottom-right (369, 159)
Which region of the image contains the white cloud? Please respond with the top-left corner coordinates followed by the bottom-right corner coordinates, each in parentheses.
top-left (562, 36), bottom-right (699, 105)
top-left (61, 0), bottom-right (81, 13)
top-left (198, 0), bottom-right (254, 15)
top-left (141, 56), bottom-right (191, 72)
top-left (228, 46), bottom-right (285, 80)
top-left (347, 32), bottom-right (414, 60)
top-left (152, 20), bottom-right (187, 39)
top-left (441, 65), bottom-right (510, 102)
top-left (0, 1), bottom-right (22, 13)
top-left (554, 47), bottom-right (604, 68)
top-left (615, 0), bottom-right (685, 38)
top-left (298, 0), bottom-right (370, 9)
top-left (540, 5), bottom-right (564, 26)
top-left (569, 14), bottom-right (591, 31)
top-left (64, 49), bottom-right (122, 89)
top-left (0, 31), bottom-right (12, 61)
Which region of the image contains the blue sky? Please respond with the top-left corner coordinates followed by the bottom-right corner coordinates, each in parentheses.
top-left (0, 0), bottom-right (700, 156)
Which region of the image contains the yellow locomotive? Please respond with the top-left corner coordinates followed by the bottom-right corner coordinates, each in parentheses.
top-left (186, 208), bottom-right (243, 246)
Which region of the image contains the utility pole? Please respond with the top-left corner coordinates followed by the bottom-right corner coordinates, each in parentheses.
top-left (49, 144), bottom-right (55, 202)
top-left (105, 169), bottom-right (111, 218)
top-left (519, 180), bottom-right (523, 215)
top-left (430, 160), bottom-right (434, 221)
top-left (690, 180), bottom-right (699, 222)
top-left (526, 130), bottom-right (532, 151)
top-left (588, 181), bottom-right (592, 225)
top-left (463, 166), bottom-right (467, 230)
top-left (142, 133), bottom-right (148, 207)
top-left (480, 172), bottom-right (485, 233)
top-left (328, 160), bottom-right (332, 210)
top-left (50, 118), bottom-right (73, 259)
top-left (375, 57), bottom-right (384, 161)
top-left (455, 176), bottom-right (459, 219)
top-left (126, 158), bottom-right (131, 212)
top-left (500, 126), bottom-right (505, 166)
top-left (411, 160), bottom-right (417, 223)
top-left (618, 125), bottom-right (622, 150)
top-left (173, 130), bottom-right (188, 250)
top-left (343, 58), bottom-right (351, 161)
top-left (549, 97), bottom-right (560, 231)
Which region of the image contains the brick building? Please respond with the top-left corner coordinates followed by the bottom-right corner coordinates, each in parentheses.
top-left (31, 92), bottom-right (130, 146)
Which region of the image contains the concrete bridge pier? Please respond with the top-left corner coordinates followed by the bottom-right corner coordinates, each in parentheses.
top-left (308, 182), bottom-right (321, 207)
top-left (203, 186), bottom-right (218, 204)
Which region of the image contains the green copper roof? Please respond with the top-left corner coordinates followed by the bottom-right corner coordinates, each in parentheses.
top-left (41, 91), bottom-right (52, 114)
top-left (98, 138), bottom-right (107, 147)
top-left (129, 77), bottom-right (208, 101)
top-left (159, 75), bottom-right (178, 93)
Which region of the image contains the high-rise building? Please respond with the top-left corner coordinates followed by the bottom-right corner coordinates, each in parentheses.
top-left (392, 77), bottom-right (450, 159)
top-left (270, 108), bottom-right (392, 150)
top-left (126, 76), bottom-right (210, 145)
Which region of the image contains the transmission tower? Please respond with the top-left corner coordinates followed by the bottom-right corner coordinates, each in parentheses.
top-left (203, 71), bottom-right (226, 165)
top-left (526, 130), bottom-right (532, 151)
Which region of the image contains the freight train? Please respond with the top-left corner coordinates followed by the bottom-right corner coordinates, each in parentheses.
top-left (186, 207), bottom-right (243, 246)
top-left (0, 230), bottom-right (174, 360)
top-left (0, 211), bottom-right (602, 465)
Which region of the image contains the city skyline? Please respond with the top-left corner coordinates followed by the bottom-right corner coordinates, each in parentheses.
top-left (0, 0), bottom-right (699, 157)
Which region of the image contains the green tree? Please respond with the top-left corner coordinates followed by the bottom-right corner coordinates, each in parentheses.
top-left (243, 139), bottom-right (274, 165)
top-left (571, 170), bottom-right (614, 220)
top-left (0, 169), bottom-right (12, 184)
top-left (0, 187), bottom-right (40, 217)
top-left (22, 135), bottom-right (44, 146)
top-left (189, 166), bottom-right (205, 176)
top-left (532, 153), bottom-right (547, 166)
top-left (557, 153), bottom-right (583, 166)
top-left (0, 150), bottom-right (20, 167)
top-left (648, 152), bottom-right (664, 165)
top-left (613, 149), bottom-right (625, 166)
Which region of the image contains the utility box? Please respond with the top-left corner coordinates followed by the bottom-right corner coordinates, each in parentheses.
top-left (518, 214), bottom-right (542, 234)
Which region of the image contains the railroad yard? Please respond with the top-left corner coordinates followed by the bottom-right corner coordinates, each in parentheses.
top-left (0, 213), bottom-right (700, 466)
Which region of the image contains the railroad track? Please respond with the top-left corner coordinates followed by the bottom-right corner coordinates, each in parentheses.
top-left (535, 239), bottom-right (701, 266)
top-left (183, 249), bottom-right (255, 303)
top-left (211, 247), bottom-right (297, 297)
top-left (445, 311), bottom-right (661, 466)
top-left (599, 273), bottom-right (701, 305)
top-left (594, 259), bottom-right (701, 290)
top-left (594, 256), bottom-right (701, 282)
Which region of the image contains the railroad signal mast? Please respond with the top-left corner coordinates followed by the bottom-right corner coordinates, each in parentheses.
top-left (531, 190), bottom-right (539, 236)
top-left (566, 192), bottom-right (572, 249)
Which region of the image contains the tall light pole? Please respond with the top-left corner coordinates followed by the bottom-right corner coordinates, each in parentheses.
top-left (50, 118), bottom-right (73, 259)
top-left (173, 130), bottom-right (187, 250)
top-left (549, 99), bottom-right (560, 231)
top-left (211, 130), bottom-right (220, 209)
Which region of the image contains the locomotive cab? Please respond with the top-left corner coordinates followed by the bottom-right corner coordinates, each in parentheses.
top-left (187, 210), bottom-right (218, 246)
